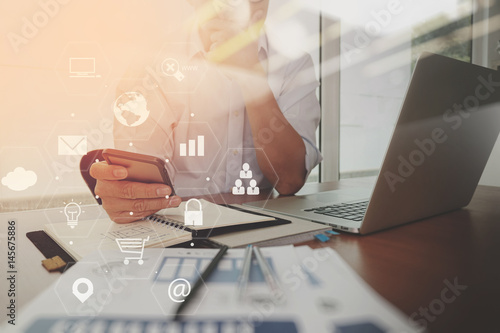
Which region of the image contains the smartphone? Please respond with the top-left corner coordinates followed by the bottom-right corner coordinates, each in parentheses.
top-left (102, 148), bottom-right (175, 195)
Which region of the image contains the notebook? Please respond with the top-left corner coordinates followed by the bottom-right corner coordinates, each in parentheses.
top-left (43, 199), bottom-right (283, 260)
top-left (151, 199), bottom-right (278, 235)
top-left (208, 204), bottom-right (332, 248)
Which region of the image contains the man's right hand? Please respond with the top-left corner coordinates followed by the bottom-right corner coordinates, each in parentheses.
top-left (89, 161), bottom-right (181, 223)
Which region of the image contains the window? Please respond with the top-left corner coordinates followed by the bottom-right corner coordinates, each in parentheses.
top-left (320, 0), bottom-right (474, 180)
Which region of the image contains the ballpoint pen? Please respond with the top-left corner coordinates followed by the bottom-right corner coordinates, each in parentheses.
top-left (253, 246), bottom-right (285, 301)
top-left (236, 244), bottom-right (253, 301)
top-left (173, 245), bottom-right (229, 321)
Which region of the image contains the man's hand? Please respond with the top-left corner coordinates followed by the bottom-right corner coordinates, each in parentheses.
top-left (90, 161), bottom-right (181, 223)
top-left (203, 0), bottom-right (267, 75)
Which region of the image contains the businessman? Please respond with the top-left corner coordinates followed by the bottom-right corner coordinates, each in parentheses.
top-left (90, 0), bottom-right (321, 223)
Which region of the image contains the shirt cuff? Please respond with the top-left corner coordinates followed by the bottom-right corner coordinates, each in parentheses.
top-left (303, 136), bottom-right (323, 180)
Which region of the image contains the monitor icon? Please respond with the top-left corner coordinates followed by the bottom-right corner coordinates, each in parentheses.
top-left (69, 58), bottom-right (100, 78)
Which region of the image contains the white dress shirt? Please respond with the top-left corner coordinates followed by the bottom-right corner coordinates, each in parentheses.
top-left (114, 27), bottom-right (322, 196)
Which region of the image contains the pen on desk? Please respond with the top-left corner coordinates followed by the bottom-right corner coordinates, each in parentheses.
top-left (253, 246), bottom-right (284, 300)
top-left (237, 244), bottom-right (253, 301)
top-left (173, 245), bottom-right (228, 321)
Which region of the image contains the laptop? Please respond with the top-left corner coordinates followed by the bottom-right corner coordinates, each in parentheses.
top-left (245, 52), bottom-right (500, 234)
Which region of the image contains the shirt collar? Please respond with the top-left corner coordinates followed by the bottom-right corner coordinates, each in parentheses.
top-left (257, 28), bottom-right (269, 59)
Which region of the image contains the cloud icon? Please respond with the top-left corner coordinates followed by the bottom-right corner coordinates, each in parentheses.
top-left (2, 167), bottom-right (38, 191)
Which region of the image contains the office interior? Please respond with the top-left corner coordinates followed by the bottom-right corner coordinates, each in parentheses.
top-left (1, 1), bottom-right (499, 209)
top-left (1, 1), bottom-right (499, 332)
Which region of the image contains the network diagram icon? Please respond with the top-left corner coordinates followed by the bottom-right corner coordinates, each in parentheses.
top-left (232, 163), bottom-right (259, 196)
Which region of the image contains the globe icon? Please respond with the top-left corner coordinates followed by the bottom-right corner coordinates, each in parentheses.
top-left (113, 92), bottom-right (150, 127)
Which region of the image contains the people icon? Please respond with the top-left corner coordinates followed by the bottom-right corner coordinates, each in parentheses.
top-left (247, 179), bottom-right (259, 195)
top-left (239, 163), bottom-right (252, 179)
top-left (232, 179), bottom-right (245, 195)
top-left (233, 163), bottom-right (258, 196)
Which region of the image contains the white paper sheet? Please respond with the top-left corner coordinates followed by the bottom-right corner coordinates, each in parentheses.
top-left (5, 246), bottom-right (421, 333)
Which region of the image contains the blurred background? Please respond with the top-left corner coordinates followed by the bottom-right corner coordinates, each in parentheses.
top-left (1, 0), bottom-right (499, 212)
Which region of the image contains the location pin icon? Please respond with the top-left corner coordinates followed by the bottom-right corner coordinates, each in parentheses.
top-left (72, 278), bottom-right (94, 303)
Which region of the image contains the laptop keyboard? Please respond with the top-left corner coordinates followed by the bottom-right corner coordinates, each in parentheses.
top-left (304, 201), bottom-right (369, 222)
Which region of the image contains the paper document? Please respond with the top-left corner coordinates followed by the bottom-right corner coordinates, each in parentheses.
top-left (154, 199), bottom-right (276, 230)
top-left (43, 200), bottom-right (278, 260)
top-left (44, 217), bottom-right (192, 260)
top-left (8, 246), bottom-right (421, 333)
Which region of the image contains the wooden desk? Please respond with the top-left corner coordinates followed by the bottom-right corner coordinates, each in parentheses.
top-left (195, 178), bottom-right (500, 332)
top-left (292, 180), bottom-right (500, 333)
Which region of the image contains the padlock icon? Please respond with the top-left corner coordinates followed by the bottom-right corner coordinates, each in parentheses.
top-left (184, 199), bottom-right (203, 226)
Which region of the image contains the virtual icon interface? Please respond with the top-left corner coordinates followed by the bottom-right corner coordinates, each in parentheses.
top-left (72, 278), bottom-right (94, 303)
top-left (115, 236), bottom-right (150, 265)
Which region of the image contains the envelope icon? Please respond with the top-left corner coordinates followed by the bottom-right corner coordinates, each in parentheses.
top-left (58, 135), bottom-right (87, 156)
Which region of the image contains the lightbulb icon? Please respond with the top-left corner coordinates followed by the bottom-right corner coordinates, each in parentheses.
top-left (63, 200), bottom-right (82, 228)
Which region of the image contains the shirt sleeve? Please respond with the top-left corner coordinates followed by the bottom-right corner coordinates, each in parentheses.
top-left (270, 52), bottom-right (323, 179)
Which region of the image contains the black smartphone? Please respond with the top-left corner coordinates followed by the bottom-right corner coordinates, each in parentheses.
top-left (102, 148), bottom-right (175, 195)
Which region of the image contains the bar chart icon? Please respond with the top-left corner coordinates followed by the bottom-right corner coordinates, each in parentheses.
top-left (180, 136), bottom-right (205, 157)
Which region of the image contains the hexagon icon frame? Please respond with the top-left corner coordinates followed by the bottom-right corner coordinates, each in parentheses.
top-left (99, 78), bottom-right (171, 148)
top-left (54, 261), bottom-right (113, 317)
top-left (153, 42), bottom-right (208, 94)
top-left (55, 41), bottom-right (111, 96)
top-left (42, 185), bottom-right (103, 241)
top-left (43, 119), bottom-right (97, 182)
top-left (164, 121), bottom-right (222, 175)
top-left (173, 188), bottom-right (223, 240)
top-left (209, 147), bottom-right (279, 210)
top-left (96, 218), bottom-right (184, 281)
top-left (0, 146), bottom-right (53, 210)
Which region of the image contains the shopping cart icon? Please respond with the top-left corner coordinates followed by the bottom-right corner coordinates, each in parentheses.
top-left (115, 236), bottom-right (150, 265)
